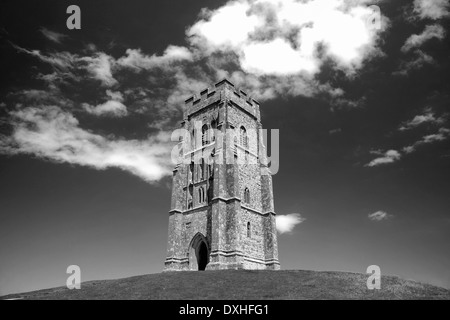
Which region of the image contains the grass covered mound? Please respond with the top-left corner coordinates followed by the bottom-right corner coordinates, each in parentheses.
top-left (2, 270), bottom-right (449, 300)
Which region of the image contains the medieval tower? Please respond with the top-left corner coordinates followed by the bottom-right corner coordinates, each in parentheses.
top-left (164, 79), bottom-right (279, 271)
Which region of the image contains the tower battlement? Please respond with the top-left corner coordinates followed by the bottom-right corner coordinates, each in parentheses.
top-left (183, 79), bottom-right (261, 121)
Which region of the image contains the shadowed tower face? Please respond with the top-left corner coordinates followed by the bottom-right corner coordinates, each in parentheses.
top-left (164, 79), bottom-right (280, 271)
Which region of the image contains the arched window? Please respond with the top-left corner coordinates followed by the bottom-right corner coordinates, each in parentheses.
top-left (211, 120), bottom-right (217, 142)
top-left (208, 163), bottom-right (213, 178)
top-left (202, 124), bottom-right (209, 146)
top-left (247, 222), bottom-right (251, 238)
top-left (188, 184), bottom-right (193, 209)
top-left (244, 188), bottom-right (250, 204)
top-left (198, 187), bottom-right (205, 204)
top-left (200, 158), bottom-right (205, 180)
top-left (189, 161), bottom-right (194, 182)
top-left (191, 129), bottom-right (195, 149)
top-left (240, 126), bottom-right (248, 148)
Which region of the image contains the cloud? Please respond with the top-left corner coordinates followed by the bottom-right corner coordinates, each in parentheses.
top-left (368, 210), bottom-right (393, 221)
top-left (0, 106), bottom-right (173, 183)
top-left (11, 0), bottom-right (390, 104)
top-left (105, 90), bottom-right (124, 102)
top-left (39, 27), bottom-right (67, 44)
top-left (3, 0), bottom-right (394, 183)
top-left (80, 52), bottom-right (117, 87)
top-left (12, 44), bottom-right (76, 70)
top-left (187, 0), bottom-right (389, 97)
top-left (394, 50), bottom-right (435, 75)
top-left (276, 213), bottom-right (305, 234)
top-left (399, 108), bottom-right (445, 130)
top-left (83, 100), bottom-right (128, 117)
top-left (366, 149), bottom-right (401, 167)
top-left (413, 0), bottom-right (450, 20)
top-left (117, 46), bottom-right (193, 71)
top-left (401, 24), bottom-right (446, 52)
top-left (82, 90), bottom-right (128, 117)
top-left (403, 128), bottom-right (450, 153)
top-left (329, 128), bottom-right (342, 134)
top-left (12, 43), bottom-right (118, 86)
top-left (241, 38), bottom-right (320, 75)
top-left (187, 1), bottom-right (262, 52)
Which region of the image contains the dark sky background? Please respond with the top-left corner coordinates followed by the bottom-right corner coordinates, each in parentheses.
top-left (1, 0), bottom-right (450, 295)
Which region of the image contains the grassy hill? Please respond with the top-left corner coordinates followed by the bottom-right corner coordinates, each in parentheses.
top-left (2, 270), bottom-right (449, 300)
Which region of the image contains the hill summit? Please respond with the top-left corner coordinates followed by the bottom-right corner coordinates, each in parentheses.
top-left (2, 270), bottom-right (449, 300)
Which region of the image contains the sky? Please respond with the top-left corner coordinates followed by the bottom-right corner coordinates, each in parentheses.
top-left (0, 0), bottom-right (450, 295)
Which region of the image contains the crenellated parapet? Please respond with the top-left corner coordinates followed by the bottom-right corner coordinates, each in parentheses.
top-left (183, 79), bottom-right (261, 122)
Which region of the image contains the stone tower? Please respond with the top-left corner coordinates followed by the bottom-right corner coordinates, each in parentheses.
top-left (164, 79), bottom-right (279, 271)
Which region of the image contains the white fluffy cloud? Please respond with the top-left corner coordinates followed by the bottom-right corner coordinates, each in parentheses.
top-left (2, 106), bottom-right (173, 183)
top-left (401, 24), bottom-right (446, 52)
top-left (241, 38), bottom-right (320, 75)
top-left (368, 211), bottom-right (392, 221)
top-left (187, 1), bottom-right (262, 51)
top-left (413, 0), bottom-right (450, 20)
top-left (187, 0), bottom-right (388, 77)
top-left (366, 149), bottom-right (401, 167)
top-left (276, 213), bottom-right (305, 234)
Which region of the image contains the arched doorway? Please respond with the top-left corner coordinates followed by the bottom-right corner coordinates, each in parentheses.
top-left (188, 233), bottom-right (209, 271)
top-left (198, 241), bottom-right (208, 270)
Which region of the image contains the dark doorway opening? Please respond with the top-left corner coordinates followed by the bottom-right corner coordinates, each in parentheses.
top-left (198, 241), bottom-right (208, 271)
top-left (188, 232), bottom-right (210, 271)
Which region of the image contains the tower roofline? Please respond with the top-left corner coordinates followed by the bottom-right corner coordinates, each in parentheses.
top-left (214, 78), bottom-right (235, 88)
top-left (183, 78), bottom-right (260, 111)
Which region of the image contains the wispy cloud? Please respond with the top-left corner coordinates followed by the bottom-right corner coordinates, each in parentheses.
top-left (366, 149), bottom-right (401, 167)
top-left (12, 43), bottom-right (76, 70)
top-left (117, 46), bottom-right (193, 71)
top-left (403, 128), bottom-right (450, 153)
top-left (0, 106), bottom-right (173, 183)
top-left (39, 27), bottom-right (67, 44)
top-left (82, 90), bottom-right (128, 117)
top-left (276, 213), bottom-right (305, 234)
top-left (401, 24), bottom-right (445, 52)
top-left (399, 107), bottom-right (445, 130)
top-left (368, 210), bottom-right (393, 221)
top-left (83, 100), bottom-right (128, 117)
top-left (329, 128), bottom-right (342, 135)
top-left (80, 52), bottom-right (118, 87)
top-left (394, 50), bottom-right (436, 75)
